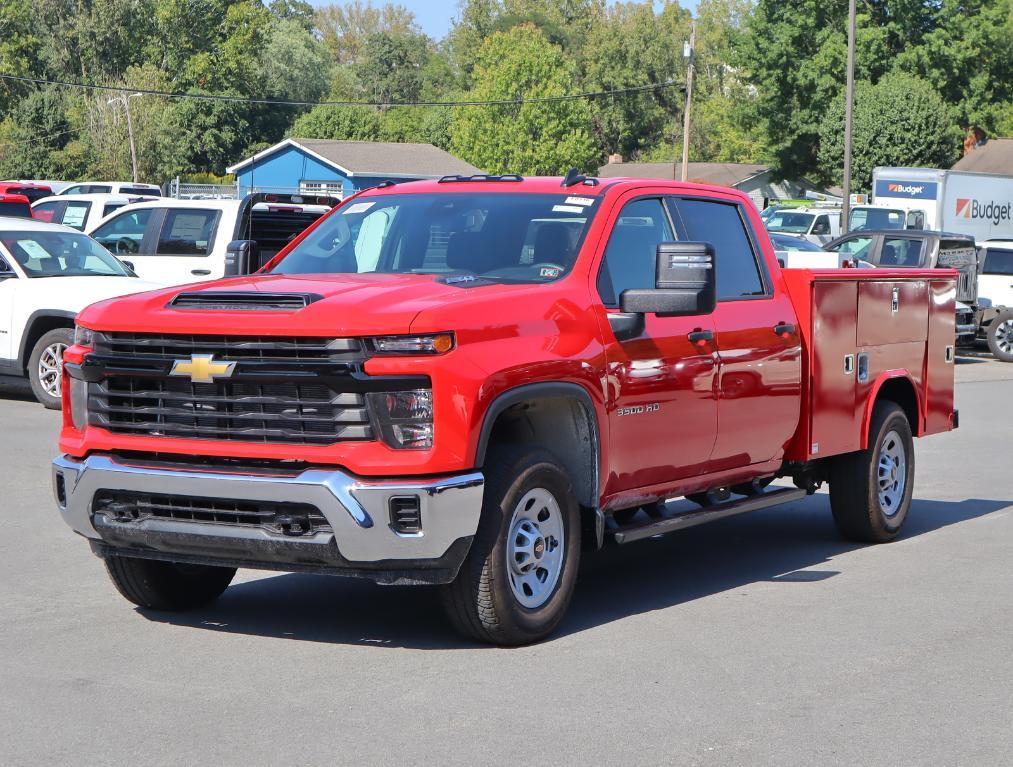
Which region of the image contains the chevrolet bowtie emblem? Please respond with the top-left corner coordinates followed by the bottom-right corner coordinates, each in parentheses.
top-left (169, 354), bottom-right (236, 384)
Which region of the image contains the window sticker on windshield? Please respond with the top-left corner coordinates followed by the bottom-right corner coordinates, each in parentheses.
top-left (539, 266), bottom-right (562, 278)
top-left (552, 205), bottom-right (584, 213)
top-left (343, 201), bottom-right (374, 215)
top-left (62, 206), bottom-right (88, 228)
top-left (565, 196), bottom-right (594, 206)
top-left (15, 240), bottom-right (54, 260)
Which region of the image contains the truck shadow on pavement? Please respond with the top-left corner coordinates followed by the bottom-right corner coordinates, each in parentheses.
top-left (140, 494), bottom-right (1010, 649)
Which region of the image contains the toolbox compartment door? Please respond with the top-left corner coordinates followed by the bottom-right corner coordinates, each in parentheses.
top-left (809, 281), bottom-right (859, 458)
top-left (857, 280), bottom-right (928, 346)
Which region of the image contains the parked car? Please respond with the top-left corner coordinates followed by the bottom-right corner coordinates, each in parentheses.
top-left (59, 182), bottom-right (162, 197)
top-left (0, 193), bottom-right (33, 218)
top-left (0, 219), bottom-right (159, 408)
top-left (54, 175), bottom-right (957, 645)
top-left (975, 241), bottom-right (1013, 362)
top-left (765, 206), bottom-right (842, 245)
top-left (31, 193), bottom-right (157, 232)
top-left (825, 229), bottom-right (979, 344)
top-left (86, 193), bottom-right (339, 285)
top-left (0, 181), bottom-right (53, 204)
top-left (4, 179), bottom-right (74, 194)
top-left (769, 232), bottom-right (837, 268)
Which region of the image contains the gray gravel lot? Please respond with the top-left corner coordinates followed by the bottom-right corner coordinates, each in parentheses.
top-left (0, 358), bottom-right (1011, 767)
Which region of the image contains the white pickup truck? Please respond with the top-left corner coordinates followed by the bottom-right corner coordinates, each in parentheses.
top-left (85, 193), bottom-right (338, 285)
top-left (0, 218), bottom-right (159, 407)
top-left (31, 193), bottom-right (157, 233)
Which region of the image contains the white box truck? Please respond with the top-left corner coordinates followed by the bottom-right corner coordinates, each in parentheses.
top-left (848, 167), bottom-right (1013, 243)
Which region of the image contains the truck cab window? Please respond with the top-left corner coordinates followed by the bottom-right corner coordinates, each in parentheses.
top-left (880, 237), bottom-right (923, 267)
top-left (812, 215), bottom-right (831, 235)
top-left (91, 209), bottom-right (153, 255)
top-left (675, 198), bottom-right (766, 300)
top-left (156, 210), bottom-right (219, 257)
top-left (61, 201), bottom-right (92, 231)
top-left (596, 198), bottom-right (674, 307)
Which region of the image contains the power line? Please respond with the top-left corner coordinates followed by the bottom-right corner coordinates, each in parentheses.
top-left (0, 72), bottom-right (682, 108)
top-left (0, 127), bottom-right (81, 149)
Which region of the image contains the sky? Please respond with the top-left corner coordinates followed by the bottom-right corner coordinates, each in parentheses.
top-left (309, 1), bottom-right (698, 41)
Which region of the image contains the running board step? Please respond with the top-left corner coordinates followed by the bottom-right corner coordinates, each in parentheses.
top-left (610, 487), bottom-right (807, 545)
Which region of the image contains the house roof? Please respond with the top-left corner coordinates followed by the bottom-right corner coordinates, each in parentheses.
top-left (952, 138), bottom-right (1013, 175)
top-left (227, 138), bottom-right (482, 178)
top-left (596, 161), bottom-right (769, 187)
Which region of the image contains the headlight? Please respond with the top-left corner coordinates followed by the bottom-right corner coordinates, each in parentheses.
top-left (370, 333), bottom-right (454, 354)
top-left (74, 325), bottom-right (95, 347)
top-left (368, 389), bottom-right (433, 449)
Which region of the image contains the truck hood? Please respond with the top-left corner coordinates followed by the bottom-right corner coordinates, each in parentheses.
top-left (76, 273), bottom-right (551, 335)
top-left (18, 276), bottom-right (162, 315)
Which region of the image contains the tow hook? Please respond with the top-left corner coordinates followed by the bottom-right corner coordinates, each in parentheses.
top-left (275, 513), bottom-right (311, 536)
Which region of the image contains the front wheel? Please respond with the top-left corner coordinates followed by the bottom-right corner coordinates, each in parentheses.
top-left (28, 327), bottom-right (73, 409)
top-left (986, 311), bottom-right (1013, 363)
top-left (440, 447), bottom-right (581, 645)
top-left (829, 401), bottom-right (914, 542)
top-left (104, 556), bottom-right (237, 610)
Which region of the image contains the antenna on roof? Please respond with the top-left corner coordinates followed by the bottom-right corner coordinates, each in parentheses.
top-left (561, 168), bottom-right (599, 187)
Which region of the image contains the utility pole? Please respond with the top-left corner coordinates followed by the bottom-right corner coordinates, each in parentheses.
top-left (107, 93), bottom-right (143, 183)
top-left (842, 0), bottom-right (857, 227)
top-left (679, 20), bottom-right (696, 182)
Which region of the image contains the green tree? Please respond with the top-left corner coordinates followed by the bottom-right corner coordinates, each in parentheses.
top-left (450, 24), bottom-right (597, 175)
top-left (0, 0), bottom-right (41, 114)
top-left (818, 73), bottom-right (962, 191)
top-left (315, 1), bottom-right (418, 66)
top-left (355, 31), bottom-right (432, 104)
top-left (291, 104), bottom-right (383, 140)
top-left (582, 1), bottom-right (691, 162)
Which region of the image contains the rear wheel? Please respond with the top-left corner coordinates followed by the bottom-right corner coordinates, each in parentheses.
top-left (986, 311), bottom-right (1013, 363)
top-left (440, 447), bottom-right (580, 646)
top-left (829, 401), bottom-right (914, 542)
top-left (28, 327), bottom-right (73, 410)
top-left (104, 556), bottom-right (236, 610)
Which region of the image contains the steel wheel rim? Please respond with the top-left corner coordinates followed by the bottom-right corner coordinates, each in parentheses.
top-left (38, 342), bottom-right (66, 398)
top-left (996, 319), bottom-right (1013, 355)
top-left (507, 487), bottom-right (564, 609)
top-left (877, 429), bottom-right (907, 517)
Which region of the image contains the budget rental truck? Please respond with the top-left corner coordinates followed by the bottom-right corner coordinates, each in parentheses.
top-left (52, 174), bottom-right (959, 645)
top-left (848, 166), bottom-right (1013, 242)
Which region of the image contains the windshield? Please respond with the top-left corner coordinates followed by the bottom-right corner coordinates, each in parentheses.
top-left (849, 207), bottom-right (905, 231)
top-left (271, 192), bottom-right (601, 283)
top-left (765, 211), bottom-right (815, 234)
top-left (0, 231), bottom-right (132, 277)
top-left (769, 233), bottom-right (823, 251)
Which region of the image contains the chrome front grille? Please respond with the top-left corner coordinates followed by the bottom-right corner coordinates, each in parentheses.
top-left (87, 332), bottom-right (375, 445)
top-left (93, 332), bottom-right (362, 363)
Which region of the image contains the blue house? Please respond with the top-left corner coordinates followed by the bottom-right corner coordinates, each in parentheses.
top-left (226, 138), bottom-right (483, 198)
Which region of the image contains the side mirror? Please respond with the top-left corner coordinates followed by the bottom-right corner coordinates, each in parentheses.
top-left (620, 241), bottom-right (716, 317)
top-left (225, 239), bottom-right (259, 276)
top-left (120, 260), bottom-right (135, 272)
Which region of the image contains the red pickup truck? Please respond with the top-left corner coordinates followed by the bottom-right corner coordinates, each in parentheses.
top-left (52, 174), bottom-right (958, 645)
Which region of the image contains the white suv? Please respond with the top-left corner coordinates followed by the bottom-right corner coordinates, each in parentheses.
top-left (31, 193), bottom-right (157, 233)
top-left (0, 218), bottom-right (160, 407)
top-left (59, 182), bottom-right (161, 197)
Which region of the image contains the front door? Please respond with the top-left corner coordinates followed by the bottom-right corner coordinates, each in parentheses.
top-left (670, 196), bottom-right (802, 470)
top-left (596, 196), bottom-right (719, 496)
top-left (0, 253), bottom-right (19, 362)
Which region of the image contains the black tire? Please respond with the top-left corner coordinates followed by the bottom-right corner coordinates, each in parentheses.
top-left (104, 556), bottom-right (236, 610)
top-left (829, 401), bottom-right (914, 543)
top-left (440, 446), bottom-right (581, 646)
top-left (28, 327), bottom-right (73, 409)
top-left (986, 311), bottom-right (1013, 363)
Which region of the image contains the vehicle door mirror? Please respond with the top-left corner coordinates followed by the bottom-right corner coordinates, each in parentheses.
top-left (225, 239), bottom-right (258, 276)
top-left (0, 261), bottom-right (16, 279)
top-left (620, 242), bottom-right (716, 317)
top-left (120, 260), bottom-right (136, 273)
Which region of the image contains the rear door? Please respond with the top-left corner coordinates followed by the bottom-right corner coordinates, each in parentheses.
top-left (670, 195), bottom-right (802, 470)
top-left (596, 195), bottom-right (719, 494)
top-left (147, 208), bottom-right (223, 283)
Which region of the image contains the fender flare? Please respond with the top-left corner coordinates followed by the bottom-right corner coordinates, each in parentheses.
top-left (474, 381), bottom-right (602, 469)
top-left (860, 371), bottom-right (923, 448)
top-left (18, 309), bottom-right (77, 367)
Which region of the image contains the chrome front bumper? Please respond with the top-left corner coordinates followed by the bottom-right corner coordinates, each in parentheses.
top-left (52, 454), bottom-right (484, 584)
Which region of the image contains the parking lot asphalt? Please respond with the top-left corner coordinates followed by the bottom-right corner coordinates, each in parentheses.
top-left (0, 357), bottom-right (1011, 767)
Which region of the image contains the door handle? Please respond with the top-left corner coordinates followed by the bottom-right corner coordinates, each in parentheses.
top-left (190, 269), bottom-right (212, 276)
top-left (774, 323), bottom-right (796, 337)
top-left (688, 329), bottom-right (714, 346)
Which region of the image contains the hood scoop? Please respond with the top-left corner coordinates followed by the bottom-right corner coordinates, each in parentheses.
top-left (168, 291), bottom-right (323, 311)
